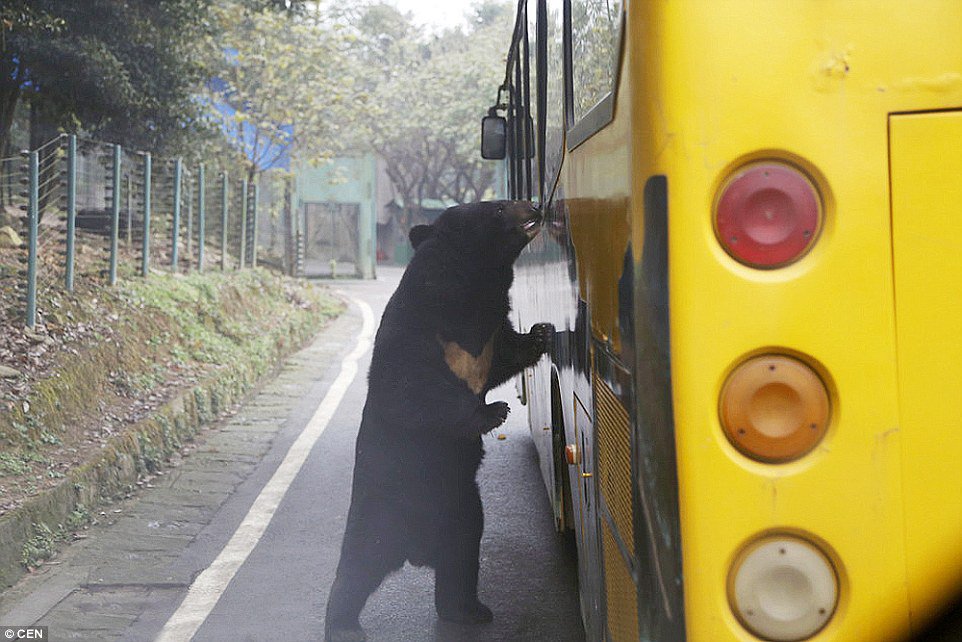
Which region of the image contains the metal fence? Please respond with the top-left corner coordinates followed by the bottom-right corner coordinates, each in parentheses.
top-left (0, 134), bottom-right (289, 329)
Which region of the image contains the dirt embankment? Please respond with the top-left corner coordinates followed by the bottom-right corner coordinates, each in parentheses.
top-left (0, 269), bottom-right (342, 586)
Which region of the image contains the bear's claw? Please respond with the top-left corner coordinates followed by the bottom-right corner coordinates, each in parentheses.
top-left (476, 401), bottom-right (510, 434)
top-left (482, 401), bottom-right (510, 433)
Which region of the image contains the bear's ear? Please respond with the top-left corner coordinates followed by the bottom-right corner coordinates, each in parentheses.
top-left (409, 224), bottom-right (435, 249)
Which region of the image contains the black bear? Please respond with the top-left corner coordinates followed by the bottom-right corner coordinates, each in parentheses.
top-left (324, 200), bottom-right (554, 641)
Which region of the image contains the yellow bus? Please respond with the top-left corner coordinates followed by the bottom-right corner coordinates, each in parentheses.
top-left (481, 1), bottom-right (962, 640)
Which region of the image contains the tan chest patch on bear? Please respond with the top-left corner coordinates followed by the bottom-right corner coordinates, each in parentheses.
top-left (438, 335), bottom-right (495, 395)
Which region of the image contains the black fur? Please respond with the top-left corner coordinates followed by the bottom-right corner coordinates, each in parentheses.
top-left (325, 201), bottom-right (553, 641)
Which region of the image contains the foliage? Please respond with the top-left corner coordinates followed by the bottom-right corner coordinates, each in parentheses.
top-left (0, 3), bottom-right (64, 41)
top-left (0, 3), bottom-right (63, 153)
top-left (0, 0), bottom-right (316, 160)
top-left (346, 1), bottom-right (514, 230)
top-left (21, 522), bottom-right (56, 569)
top-left (0, 0), bottom-right (216, 156)
top-left (570, 0), bottom-right (621, 120)
top-left (204, 3), bottom-right (365, 181)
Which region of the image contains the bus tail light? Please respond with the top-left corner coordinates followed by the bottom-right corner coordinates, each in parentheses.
top-left (729, 535), bottom-right (839, 641)
top-left (715, 162), bottom-right (822, 268)
top-left (719, 355), bottom-right (830, 463)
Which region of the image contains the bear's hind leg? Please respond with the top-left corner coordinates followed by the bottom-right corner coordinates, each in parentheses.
top-left (325, 517), bottom-right (405, 641)
top-left (433, 483), bottom-right (492, 624)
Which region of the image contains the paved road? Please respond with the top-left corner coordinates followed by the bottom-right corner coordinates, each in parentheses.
top-left (0, 266), bottom-right (584, 641)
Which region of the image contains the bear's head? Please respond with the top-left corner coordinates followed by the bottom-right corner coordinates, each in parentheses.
top-left (408, 200), bottom-right (541, 267)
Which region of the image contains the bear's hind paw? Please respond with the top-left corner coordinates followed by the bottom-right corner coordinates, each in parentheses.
top-left (437, 599), bottom-right (494, 625)
top-left (325, 627), bottom-right (367, 642)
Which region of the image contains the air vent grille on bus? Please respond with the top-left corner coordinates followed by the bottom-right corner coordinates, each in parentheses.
top-left (594, 373), bottom-right (635, 556)
top-left (603, 518), bottom-right (640, 642)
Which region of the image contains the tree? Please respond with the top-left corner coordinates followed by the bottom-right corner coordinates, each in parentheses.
top-left (0, 3), bottom-right (61, 155)
top-left (0, 0), bottom-right (219, 157)
top-left (570, 0), bottom-right (621, 119)
top-left (0, 0), bottom-right (317, 159)
top-left (204, 3), bottom-right (364, 182)
top-left (347, 2), bottom-right (513, 235)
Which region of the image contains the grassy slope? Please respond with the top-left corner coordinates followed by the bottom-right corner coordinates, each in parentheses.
top-left (0, 270), bottom-right (342, 574)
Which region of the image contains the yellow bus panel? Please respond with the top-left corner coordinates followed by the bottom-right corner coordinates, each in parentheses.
top-left (628, 3), bottom-right (962, 640)
top-left (890, 110), bottom-right (962, 631)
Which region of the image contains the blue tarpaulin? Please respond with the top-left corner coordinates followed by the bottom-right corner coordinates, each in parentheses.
top-left (207, 65), bottom-right (291, 171)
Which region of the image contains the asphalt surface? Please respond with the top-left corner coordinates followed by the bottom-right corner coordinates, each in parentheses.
top-left (0, 266), bottom-right (584, 641)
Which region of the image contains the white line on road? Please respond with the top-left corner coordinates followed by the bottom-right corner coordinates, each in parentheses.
top-left (157, 297), bottom-right (376, 642)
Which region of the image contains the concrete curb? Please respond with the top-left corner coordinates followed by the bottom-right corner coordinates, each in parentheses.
top-left (0, 296), bottom-right (341, 589)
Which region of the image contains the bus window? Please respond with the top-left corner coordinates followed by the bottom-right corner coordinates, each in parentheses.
top-left (511, 50), bottom-right (524, 197)
top-left (543, 0), bottom-right (566, 198)
top-left (570, 0), bottom-right (621, 123)
top-left (506, 9), bottom-right (536, 201)
top-left (526, 0), bottom-right (541, 203)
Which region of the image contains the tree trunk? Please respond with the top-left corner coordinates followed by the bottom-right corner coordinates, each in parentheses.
top-left (0, 88), bottom-right (19, 161)
top-left (0, 73), bottom-right (21, 212)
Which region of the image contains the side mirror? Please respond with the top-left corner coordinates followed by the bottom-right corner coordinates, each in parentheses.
top-left (481, 115), bottom-right (507, 160)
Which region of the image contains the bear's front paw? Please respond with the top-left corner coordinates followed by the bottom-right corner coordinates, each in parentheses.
top-left (490, 400), bottom-right (510, 423)
top-left (529, 322), bottom-right (555, 355)
top-left (480, 401), bottom-right (510, 433)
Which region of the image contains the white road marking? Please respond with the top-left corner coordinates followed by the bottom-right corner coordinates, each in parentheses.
top-left (156, 297), bottom-right (376, 641)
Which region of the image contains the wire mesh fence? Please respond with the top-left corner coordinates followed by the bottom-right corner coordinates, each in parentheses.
top-left (0, 152), bottom-right (29, 320)
top-left (0, 134), bottom-right (295, 328)
top-left (33, 137), bottom-right (67, 312)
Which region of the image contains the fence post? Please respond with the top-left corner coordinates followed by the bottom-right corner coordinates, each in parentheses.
top-left (186, 173), bottom-right (193, 265)
top-left (141, 152), bottom-right (151, 277)
top-left (239, 178), bottom-right (248, 269)
top-left (109, 144), bottom-right (121, 285)
top-left (283, 176), bottom-right (293, 275)
top-left (25, 151), bottom-right (38, 328)
top-left (293, 198), bottom-right (303, 278)
top-left (250, 183), bottom-right (258, 268)
top-left (295, 228), bottom-right (303, 278)
top-left (171, 158), bottom-right (182, 271)
top-left (221, 171), bottom-right (228, 271)
top-left (65, 135), bottom-right (77, 291)
top-left (197, 163), bottom-right (205, 272)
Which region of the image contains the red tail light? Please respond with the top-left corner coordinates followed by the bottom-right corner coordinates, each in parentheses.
top-left (715, 162), bottom-right (822, 268)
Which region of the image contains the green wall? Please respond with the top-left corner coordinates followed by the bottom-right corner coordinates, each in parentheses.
top-left (294, 155), bottom-right (377, 279)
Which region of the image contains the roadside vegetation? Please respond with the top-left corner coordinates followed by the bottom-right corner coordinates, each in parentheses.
top-left (0, 269), bottom-right (341, 517)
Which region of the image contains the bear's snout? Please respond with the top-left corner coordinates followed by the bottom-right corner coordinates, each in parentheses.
top-left (506, 201), bottom-right (541, 239)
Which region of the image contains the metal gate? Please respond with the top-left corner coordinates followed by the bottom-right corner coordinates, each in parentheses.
top-left (302, 201), bottom-right (360, 277)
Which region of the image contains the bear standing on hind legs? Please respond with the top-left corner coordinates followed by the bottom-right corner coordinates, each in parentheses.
top-left (324, 201), bottom-right (554, 642)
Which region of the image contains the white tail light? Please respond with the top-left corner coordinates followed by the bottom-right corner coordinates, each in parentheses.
top-left (730, 536), bottom-right (839, 641)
